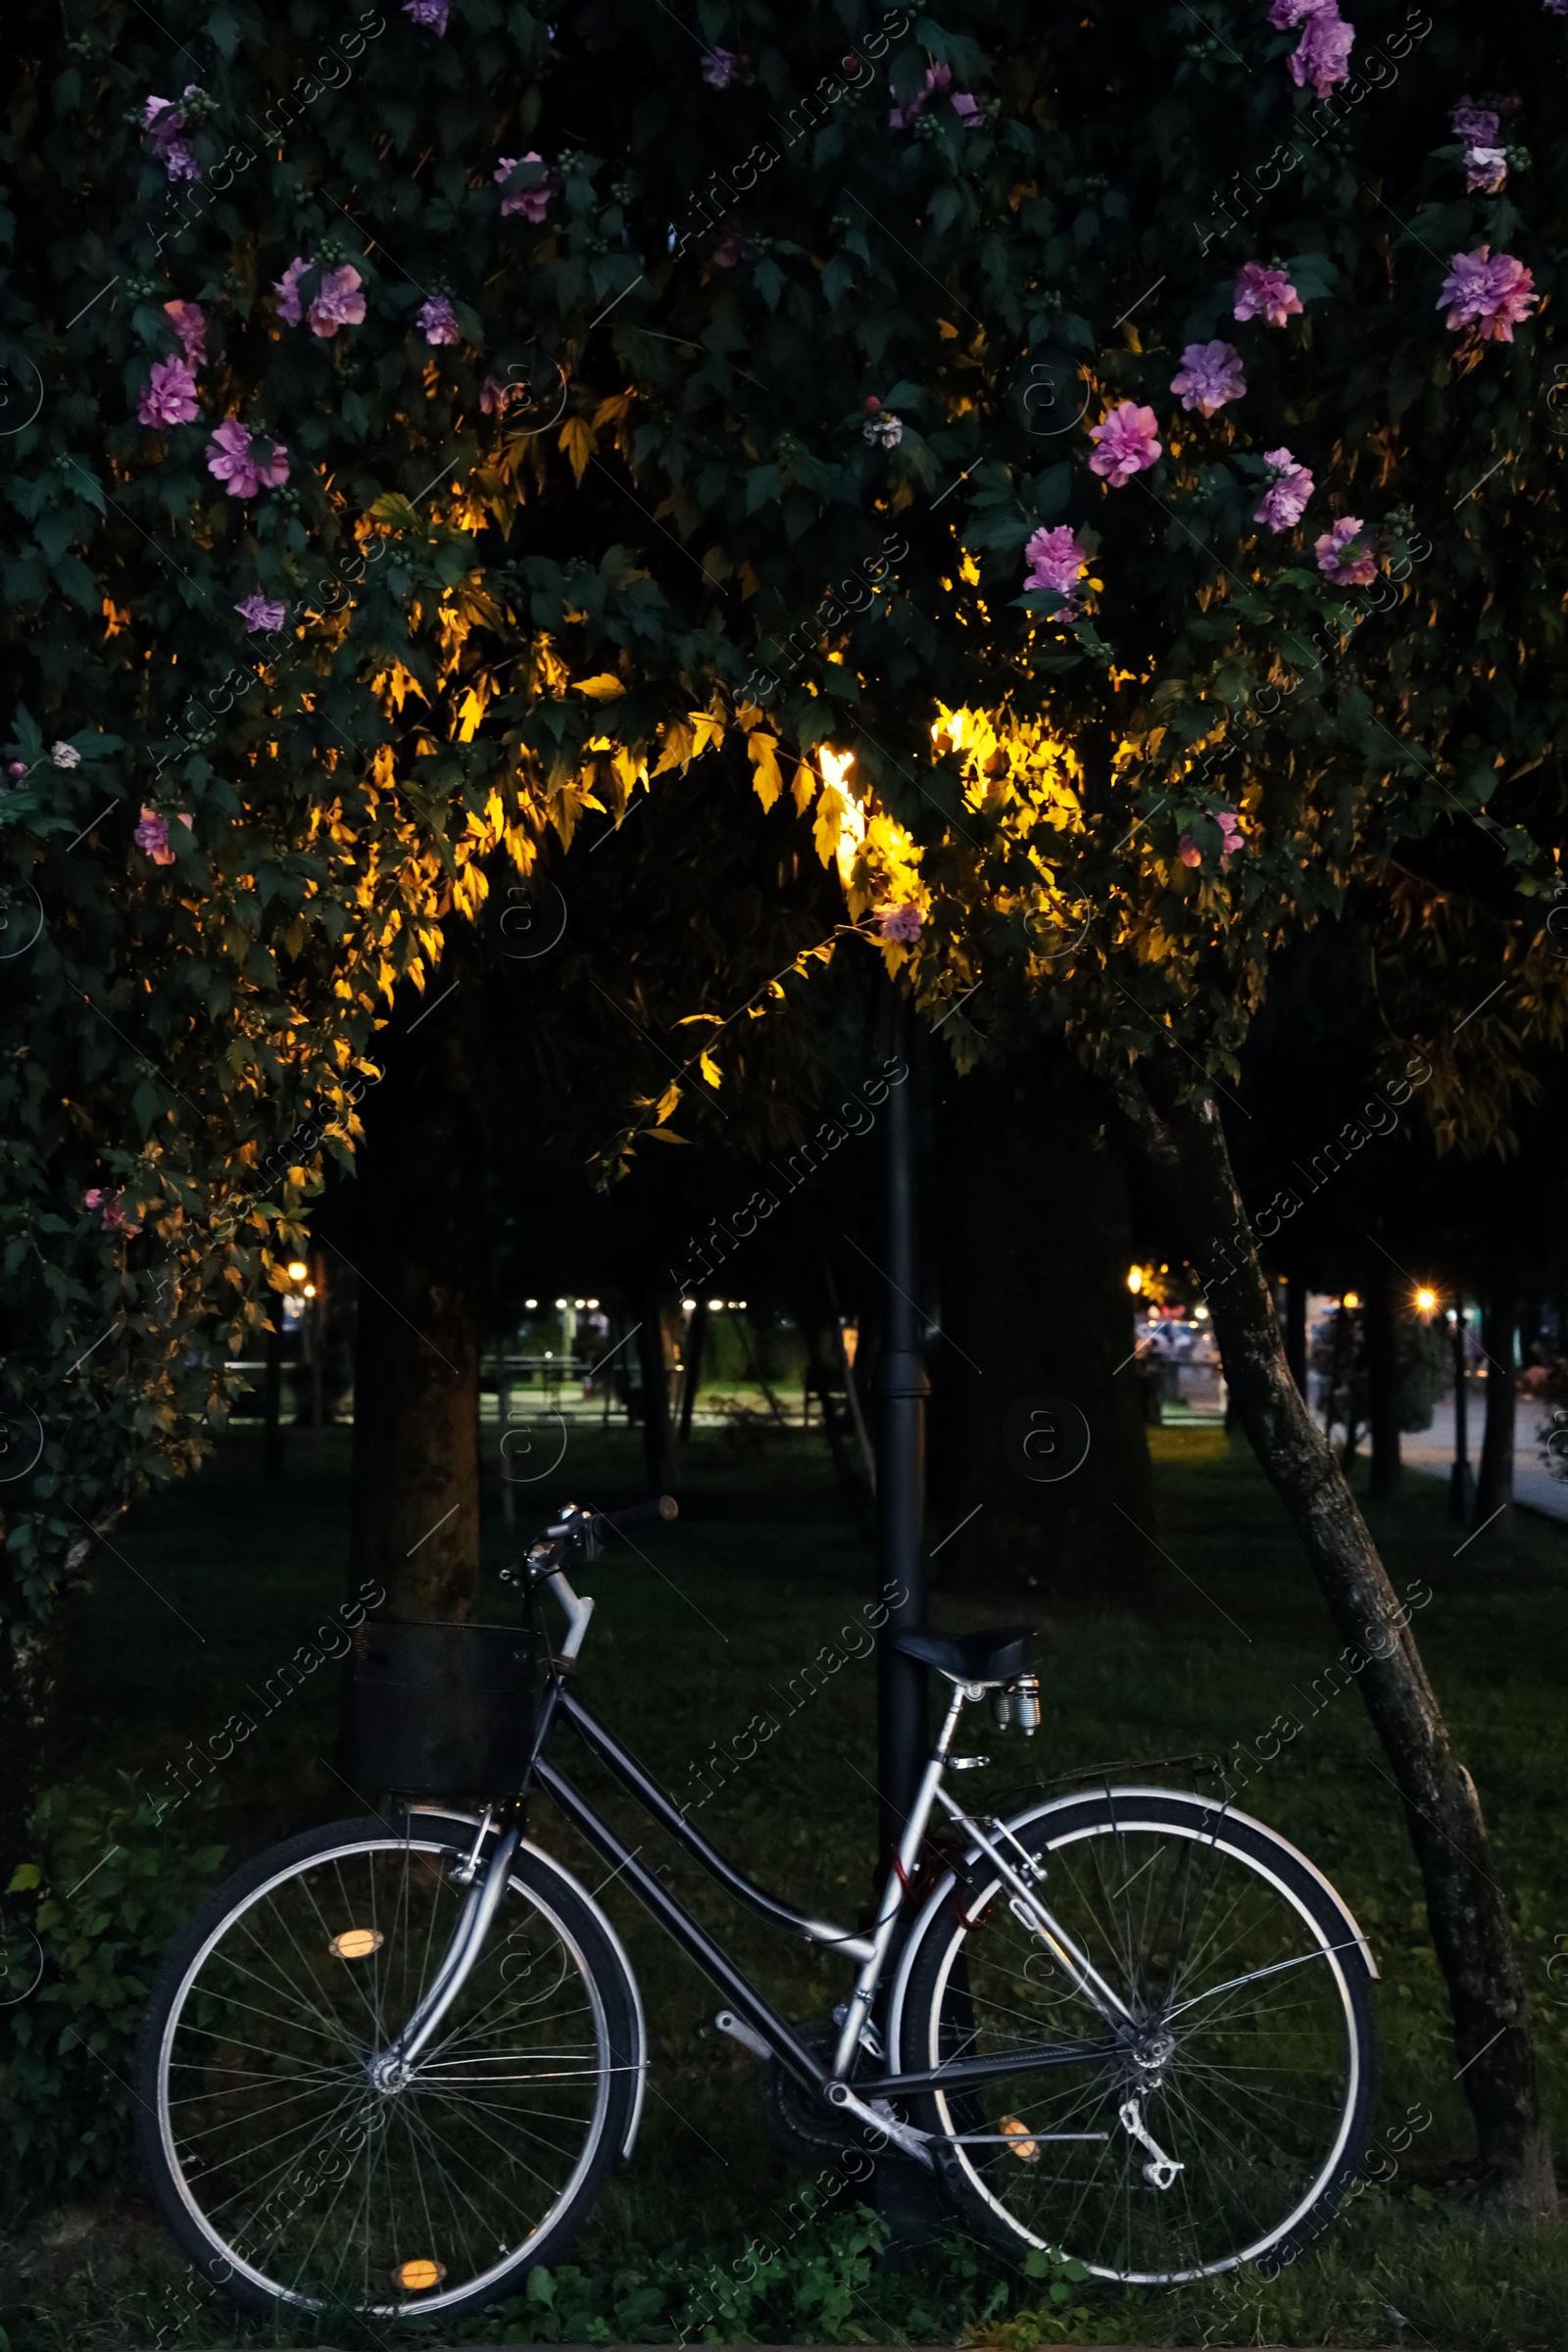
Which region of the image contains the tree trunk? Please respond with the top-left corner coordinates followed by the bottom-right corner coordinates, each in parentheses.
top-left (677, 1298), bottom-right (709, 1444)
top-left (1119, 1083), bottom-right (1553, 2214)
top-left (1367, 1258), bottom-right (1403, 1502)
top-left (348, 945), bottom-right (484, 1622)
top-left (930, 1041), bottom-right (1156, 1595)
top-left (1473, 1256), bottom-right (1517, 1532)
top-left (633, 1291), bottom-right (674, 1494)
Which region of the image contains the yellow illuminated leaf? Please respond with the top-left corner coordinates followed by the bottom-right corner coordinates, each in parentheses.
top-left (748, 732), bottom-right (783, 811)
top-left (558, 416), bottom-right (597, 485)
top-left (699, 1050), bottom-right (721, 1089)
top-left (655, 1081), bottom-right (681, 1125)
top-left (575, 673), bottom-right (626, 698)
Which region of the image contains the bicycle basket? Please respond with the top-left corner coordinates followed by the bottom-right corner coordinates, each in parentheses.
top-left (353, 1620), bottom-right (538, 1797)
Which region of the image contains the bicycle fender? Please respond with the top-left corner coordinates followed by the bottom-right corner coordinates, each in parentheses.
top-left (404, 1805), bottom-right (649, 2158)
top-left (884, 1784), bottom-right (1379, 2070)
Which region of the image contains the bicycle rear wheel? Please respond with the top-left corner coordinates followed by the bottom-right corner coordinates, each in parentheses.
top-left (135, 1812), bottom-right (641, 2323)
top-left (895, 1788), bottom-right (1377, 2282)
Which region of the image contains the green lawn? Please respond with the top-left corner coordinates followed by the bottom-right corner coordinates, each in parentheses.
top-left (5, 1420), bottom-right (1567, 2349)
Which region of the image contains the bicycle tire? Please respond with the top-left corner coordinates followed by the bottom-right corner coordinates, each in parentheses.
top-left (892, 1787), bottom-right (1378, 2283)
top-left (135, 1811), bottom-right (642, 2324)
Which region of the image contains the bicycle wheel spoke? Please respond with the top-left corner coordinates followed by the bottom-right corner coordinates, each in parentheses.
top-left (914, 1805), bottom-right (1370, 2281)
top-left (150, 1830), bottom-right (618, 2320)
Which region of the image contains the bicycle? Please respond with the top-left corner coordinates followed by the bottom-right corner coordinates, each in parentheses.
top-left (136, 1494), bottom-right (1379, 2325)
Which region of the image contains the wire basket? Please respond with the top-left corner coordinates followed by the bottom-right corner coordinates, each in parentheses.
top-left (353, 1619), bottom-right (538, 1797)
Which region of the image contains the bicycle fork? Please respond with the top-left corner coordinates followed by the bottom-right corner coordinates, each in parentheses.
top-left (367, 1817), bottom-right (520, 2093)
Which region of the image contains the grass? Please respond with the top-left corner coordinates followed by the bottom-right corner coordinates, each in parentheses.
top-left (4, 1418), bottom-right (1567, 2349)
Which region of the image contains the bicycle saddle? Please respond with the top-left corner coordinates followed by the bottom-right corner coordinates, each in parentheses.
top-left (888, 1626), bottom-right (1035, 1685)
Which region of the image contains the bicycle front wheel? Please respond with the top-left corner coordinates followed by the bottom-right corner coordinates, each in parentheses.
top-left (895, 1788), bottom-right (1377, 2283)
top-left (135, 1813), bottom-right (641, 2323)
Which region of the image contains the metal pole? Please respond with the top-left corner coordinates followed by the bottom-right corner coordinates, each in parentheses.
top-left (874, 982), bottom-right (929, 1861)
top-left (1450, 1299), bottom-right (1474, 1522)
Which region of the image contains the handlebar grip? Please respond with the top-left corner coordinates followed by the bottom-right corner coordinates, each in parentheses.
top-left (594, 1494), bottom-right (678, 1539)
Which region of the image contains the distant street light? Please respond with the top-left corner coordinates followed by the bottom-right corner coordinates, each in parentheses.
top-left (1127, 1265), bottom-right (1143, 1294)
top-left (1415, 1287), bottom-right (1438, 1314)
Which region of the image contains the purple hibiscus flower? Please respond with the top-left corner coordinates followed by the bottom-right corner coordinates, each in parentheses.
top-left (702, 48), bottom-right (750, 86)
top-left (308, 265), bottom-right (366, 338)
top-left (1088, 401), bottom-right (1161, 486)
top-left (206, 418), bottom-right (290, 499)
top-left (1022, 523), bottom-right (1088, 616)
top-left (144, 94), bottom-right (201, 181)
top-left (496, 154), bottom-right (555, 221)
top-left (402, 0), bottom-right (450, 27)
top-left (416, 294), bottom-right (461, 345)
top-left (138, 355), bottom-right (200, 428)
top-left (234, 591), bottom-right (288, 632)
top-left (1253, 447), bottom-right (1314, 532)
top-left (163, 300), bottom-right (208, 365)
top-left (876, 904), bottom-right (924, 943)
top-left (1437, 246), bottom-right (1538, 343)
top-left (1315, 516), bottom-right (1378, 586)
top-left (1170, 340), bottom-right (1247, 416)
top-left (1233, 262), bottom-right (1303, 327)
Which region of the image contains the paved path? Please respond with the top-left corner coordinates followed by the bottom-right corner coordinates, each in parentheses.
top-left (1399, 1397), bottom-right (1568, 1525)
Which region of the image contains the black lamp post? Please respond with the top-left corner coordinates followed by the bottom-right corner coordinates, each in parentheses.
top-left (873, 981), bottom-right (929, 1859)
top-left (1450, 1295), bottom-right (1475, 1522)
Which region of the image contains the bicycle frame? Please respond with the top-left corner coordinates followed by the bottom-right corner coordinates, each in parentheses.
top-left (381, 1648), bottom-right (1126, 2170)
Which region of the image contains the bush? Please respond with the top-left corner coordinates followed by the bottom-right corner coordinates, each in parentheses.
top-left (0, 1775), bottom-right (224, 2206)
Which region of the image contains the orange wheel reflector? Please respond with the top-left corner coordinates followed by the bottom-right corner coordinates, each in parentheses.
top-left (999, 2114), bottom-right (1041, 2162)
top-left (395, 2258), bottom-right (447, 2291)
top-left (327, 1928), bottom-right (384, 1960)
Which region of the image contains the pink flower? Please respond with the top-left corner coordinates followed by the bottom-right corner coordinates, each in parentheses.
top-left (133, 808), bottom-right (174, 864)
top-left (402, 0), bottom-right (449, 26)
top-left (495, 154), bottom-right (554, 221)
top-left (1465, 147), bottom-right (1507, 195)
top-left (1177, 809), bottom-right (1245, 868)
top-left (877, 904), bottom-right (924, 943)
top-left (1437, 245), bottom-right (1538, 343)
top-left (138, 356), bottom-right (200, 428)
top-left (1265, 0), bottom-right (1320, 22)
top-left (234, 591), bottom-right (287, 632)
top-left (144, 95), bottom-right (200, 181)
top-left (84, 1186), bottom-right (141, 1236)
top-left (206, 417), bottom-right (290, 499)
top-left (1451, 98), bottom-right (1500, 147)
top-left (1315, 516), bottom-right (1377, 586)
top-left (1170, 339), bottom-right (1247, 416)
top-left (417, 293), bottom-right (460, 344)
top-left (1233, 262), bottom-right (1302, 328)
top-left (1088, 401), bottom-right (1161, 486)
top-left (1023, 523), bottom-right (1088, 616)
top-left (702, 47), bottom-right (748, 86)
top-left (274, 257), bottom-right (311, 325)
top-left (711, 224), bottom-right (751, 268)
top-left (1288, 5), bottom-right (1354, 98)
top-left (889, 62), bottom-right (980, 129)
top-left (308, 264), bottom-right (366, 338)
top-left (163, 300), bottom-right (207, 365)
top-left (1253, 446), bottom-right (1314, 532)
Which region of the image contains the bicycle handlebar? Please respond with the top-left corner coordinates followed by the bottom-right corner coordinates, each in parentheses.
top-left (511, 1496), bottom-right (679, 1663)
